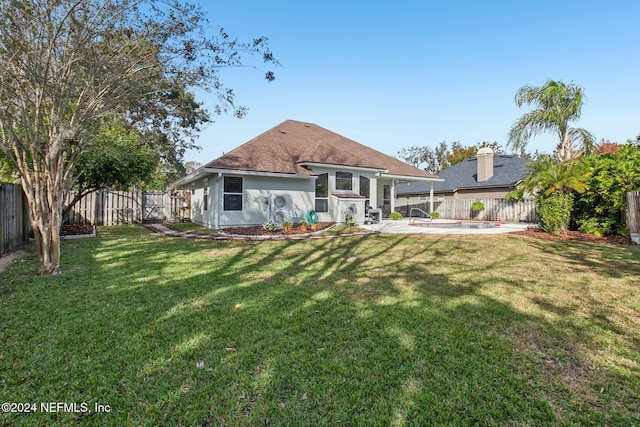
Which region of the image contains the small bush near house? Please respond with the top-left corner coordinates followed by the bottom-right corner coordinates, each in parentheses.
top-left (430, 211), bottom-right (440, 218)
top-left (262, 219), bottom-right (278, 232)
top-left (390, 211), bottom-right (403, 220)
top-left (471, 201), bottom-right (485, 212)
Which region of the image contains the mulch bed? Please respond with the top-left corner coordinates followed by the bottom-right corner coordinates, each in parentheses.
top-left (60, 224), bottom-right (95, 236)
top-left (513, 227), bottom-right (635, 246)
top-left (222, 222), bottom-right (334, 236)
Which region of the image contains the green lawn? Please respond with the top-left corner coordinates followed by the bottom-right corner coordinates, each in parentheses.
top-left (1, 226), bottom-right (639, 426)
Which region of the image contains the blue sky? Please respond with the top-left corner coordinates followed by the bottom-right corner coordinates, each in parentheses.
top-left (184, 0), bottom-right (640, 164)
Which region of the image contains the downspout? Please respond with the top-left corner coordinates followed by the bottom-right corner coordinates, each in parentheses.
top-left (430, 182), bottom-right (434, 214)
top-left (215, 172), bottom-right (222, 229)
top-left (390, 178), bottom-right (396, 213)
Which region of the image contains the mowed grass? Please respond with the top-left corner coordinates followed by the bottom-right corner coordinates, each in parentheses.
top-left (1, 226), bottom-right (639, 426)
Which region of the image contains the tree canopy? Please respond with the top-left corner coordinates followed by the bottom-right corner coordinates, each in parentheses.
top-left (0, 0), bottom-right (277, 274)
top-left (65, 119), bottom-right (160, 214)
top-left (508, 80), bottom-right (595, 162)
top-left (397, 141), bottom-right (533, 174)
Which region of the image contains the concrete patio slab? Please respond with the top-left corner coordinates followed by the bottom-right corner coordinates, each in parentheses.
top-left (360, 219), bottom-right (535, 235)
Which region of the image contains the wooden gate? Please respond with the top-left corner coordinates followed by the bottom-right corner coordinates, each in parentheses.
top-left (142, 191), bottom-right (170, 223)
top-left (169, 190), bottom-right (190, 222)
top-left (65, 190), bottom-right (178, 225)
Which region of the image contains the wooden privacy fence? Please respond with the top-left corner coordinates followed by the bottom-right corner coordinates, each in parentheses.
top-left (627, 191), bottom-right (640, 235)
top-left (1, 185), bottom-right (188, 254)
top-left (65, 190), bottom-right (187, 226)
top-left (0, 183), bottom-right (30, 255)
top-left (397, 198), bottom-right (538, 222)
top-left (66, 191), bottom-right (144, 225)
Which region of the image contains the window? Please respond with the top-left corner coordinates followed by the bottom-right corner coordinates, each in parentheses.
top-left (315, 173), bottom-right (328, 212)
top-left (383, 184), bottom-right (391, 206)
top-left (419, 194), bottom-right (427, 201)
top-left (359, 176), bottom-right (371, 212)
top-left (335, 171), bottom-right (353, 191)
top-left (223, 176), bottom-right (243, 211)
top-left (359, 176), bottom-right (370, 198)
top-left (203, 179), bottom-right (208, 210)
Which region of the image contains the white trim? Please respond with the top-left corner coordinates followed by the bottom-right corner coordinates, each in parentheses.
top-left (330, 194), bottom-right (366, 200)
top-left (378, 173), bottom-right (444, 182)
top-left (170, 168), bottom-right (210, 188)
top-left (170, 168), bottom-right (315, 188)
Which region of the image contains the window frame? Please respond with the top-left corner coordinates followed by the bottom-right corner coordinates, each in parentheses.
top-left (223, 176), bottom-right (243, 211)
top-left (335, 171), bottom-right (353, 191)
top-left (383, 184), bottom-right (391, 206)
top-left (315, 173), bottom-right (329, 213)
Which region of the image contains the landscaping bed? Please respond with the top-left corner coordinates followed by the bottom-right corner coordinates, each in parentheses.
top-left (514, 227), bottom-right (635, 245)
top-left (60, 223), bottom-right (95, 236)
top-left (221, 222), bottom-right (335, 236)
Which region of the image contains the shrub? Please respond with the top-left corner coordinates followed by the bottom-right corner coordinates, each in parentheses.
top-left (471, 201), bottom-right (485, 212)
top-left (572, 144), bottom-right (640, 236)
top-left (262, 220), bottom-right (278, 232)
top-left (390, 211), bottom-right (403, 220)
top-left (430, 211), bottom-right (440, 219)
top-left (505, 190), bottom-right (524, 202)
top-left (537, 193), bottom-right (573, 235)
top-left (576, 217), bottom-right (616, 237)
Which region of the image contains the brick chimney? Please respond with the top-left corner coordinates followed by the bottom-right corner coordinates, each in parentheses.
top-left (477, 147), bottom-right (494, 182)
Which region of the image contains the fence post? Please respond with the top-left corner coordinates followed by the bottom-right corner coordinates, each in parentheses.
top-left (627, 191), bottom-right (640, 244)
top-left (0, 183), bottom-right (31, 255)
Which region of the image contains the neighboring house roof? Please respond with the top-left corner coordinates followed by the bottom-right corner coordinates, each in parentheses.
top-left (202, 120), bottom-right (440, 179)
top-left (396, 155), bottom-right (532, 195)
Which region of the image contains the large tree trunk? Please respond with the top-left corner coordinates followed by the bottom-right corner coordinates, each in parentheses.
top-left (19, 150), bottom-right (71, 275)
top-left (22, 183), bottom-right (65, 275)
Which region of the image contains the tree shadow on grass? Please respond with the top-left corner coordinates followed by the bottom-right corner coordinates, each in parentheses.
top-left (2, 227), bottom-right (640, 425)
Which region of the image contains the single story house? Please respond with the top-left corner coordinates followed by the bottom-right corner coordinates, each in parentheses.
top-left (170, 120), bottom-right (442, 229)
top-left (396, 147), bottom-right (532, 203)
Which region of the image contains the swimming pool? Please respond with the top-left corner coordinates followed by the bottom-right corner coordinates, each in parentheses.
top-left (409, 221), bottom-right (500, 229)
top-left (361, 219), bottom-right (532, 235)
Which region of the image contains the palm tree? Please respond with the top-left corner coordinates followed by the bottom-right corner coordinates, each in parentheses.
top-left (520, 155), bottom-right (590, 234)
top-left (521, 155), bottom-right (589, 196)
top-left (508, 80), bottom-right (595, 162)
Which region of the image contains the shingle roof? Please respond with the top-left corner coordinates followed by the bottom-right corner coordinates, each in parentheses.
top-left (203, 120), bottom-right (439, 180)
top-left (396, 155), bottom-right (532, 195)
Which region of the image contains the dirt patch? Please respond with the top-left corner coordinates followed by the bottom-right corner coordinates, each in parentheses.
top-left (513, 227), bottom-right (634, 246)
top-left (221, 222), bottom-right (334, 236)
top-left (0, 250), bottom-right (28, 273)
top-left (61, 224), bottom-right (95, 236)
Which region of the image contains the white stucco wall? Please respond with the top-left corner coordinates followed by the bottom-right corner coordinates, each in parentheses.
top-left (217, 174), bottom-right (315, 228)
top-left (188, 178), bottom-right (213, 227)
top-left (311, 166), bottom-right (383, 223)
top-left (183, 168), bottom-right (406, 227)
top-left (331, 197), bottom-right (366, 225)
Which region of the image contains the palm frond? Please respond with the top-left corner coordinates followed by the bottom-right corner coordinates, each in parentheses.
top-left (509, 80), bottom-right (592, 160)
